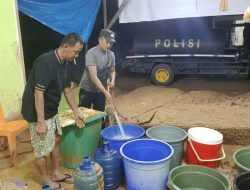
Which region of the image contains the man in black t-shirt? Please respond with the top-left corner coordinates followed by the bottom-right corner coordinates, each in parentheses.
top-left (22, 33), bottom-right (84, 190)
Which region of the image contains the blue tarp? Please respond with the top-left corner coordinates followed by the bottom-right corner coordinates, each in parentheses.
top-left (18, 0), bottom-right (101, 42)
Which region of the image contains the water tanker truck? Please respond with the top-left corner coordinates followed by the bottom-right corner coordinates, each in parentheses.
top-left (118, 16), bottom-right (249, 85)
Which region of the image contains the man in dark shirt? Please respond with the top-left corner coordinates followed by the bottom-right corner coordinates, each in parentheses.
top-left (22, 33), bottom-right (84, 190)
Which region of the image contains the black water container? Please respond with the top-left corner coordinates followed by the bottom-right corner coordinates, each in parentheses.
top-left (234, 172), bottom-right (250, 190)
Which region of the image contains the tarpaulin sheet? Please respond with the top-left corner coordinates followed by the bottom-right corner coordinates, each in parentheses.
top-left (18, 0), bottom-right (101, 42)
top-left (118, 0), bottom-right (249, 23)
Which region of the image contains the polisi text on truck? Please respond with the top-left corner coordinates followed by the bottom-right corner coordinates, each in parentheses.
top-left (155, 38), bottom-right (201, 49)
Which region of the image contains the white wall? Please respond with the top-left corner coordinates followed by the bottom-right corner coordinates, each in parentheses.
top-left (0, 0), bottom-right (26, 120)
top-left (119, 0), bottom-right (250, 23)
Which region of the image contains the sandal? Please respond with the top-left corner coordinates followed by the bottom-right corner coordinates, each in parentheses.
top-left (51, 183), bottom-right (64, 190)
top-left (53, 174), bottom-right (74, 184)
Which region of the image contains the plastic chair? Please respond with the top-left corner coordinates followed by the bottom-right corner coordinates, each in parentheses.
top-left (0, 104), bottom-right (28, 166)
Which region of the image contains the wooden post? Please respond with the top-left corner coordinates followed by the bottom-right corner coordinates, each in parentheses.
top-left (103, 0), bottom-right (107, 28)
top-left (107, 0), bottom-right (130, 29)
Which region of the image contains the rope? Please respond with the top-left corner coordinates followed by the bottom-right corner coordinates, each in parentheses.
top-left (219, 0), bottom-right (228, 11)
top-left (108, 86), bottom-right (163, 120)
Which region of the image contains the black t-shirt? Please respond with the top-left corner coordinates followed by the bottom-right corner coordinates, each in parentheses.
top-left (21, 50), bottom-right (71, 122)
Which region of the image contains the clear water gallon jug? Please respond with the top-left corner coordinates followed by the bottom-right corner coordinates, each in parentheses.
top-left (73, 156), bottom-right (104, 190)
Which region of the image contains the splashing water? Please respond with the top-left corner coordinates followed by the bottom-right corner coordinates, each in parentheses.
top-left (114, 111), bottom-right (126, 137)
top-left (112, 135), bottom-right (132, 140)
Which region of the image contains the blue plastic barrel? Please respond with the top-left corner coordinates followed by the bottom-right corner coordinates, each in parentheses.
top-left (121, 139), bottom-right (174, 190)
top-left (101, 124), bottom-right (145, 154)
top-left (94, 139), bottom-right (122, 190)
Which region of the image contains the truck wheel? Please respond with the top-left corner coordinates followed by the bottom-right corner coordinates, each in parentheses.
top-left (151, 64), bottom-right (174, 85)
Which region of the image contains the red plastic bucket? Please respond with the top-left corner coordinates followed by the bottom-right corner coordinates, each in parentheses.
top-left (186, 127), bottom-right (225, 168)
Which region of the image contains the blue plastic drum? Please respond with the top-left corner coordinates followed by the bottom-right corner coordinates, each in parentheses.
top-left (121, 139), bottom-right (174, 190)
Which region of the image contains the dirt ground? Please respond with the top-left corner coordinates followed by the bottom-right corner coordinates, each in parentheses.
top-left (0, 73), bottom-right (250, 189)
top-left (114, 73), bottom-right (250, 145)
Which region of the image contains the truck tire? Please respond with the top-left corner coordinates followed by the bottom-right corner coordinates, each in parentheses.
top-left (151, 64), bottom-right (174, 85)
